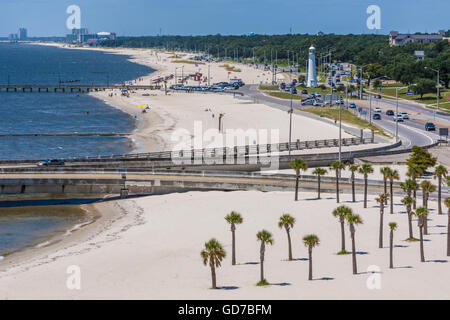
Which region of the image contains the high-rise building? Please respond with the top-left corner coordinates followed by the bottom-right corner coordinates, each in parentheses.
top-left (307, 45), bottom-right (317, 88)
top-left (18, 28), bottom-right (27, 40)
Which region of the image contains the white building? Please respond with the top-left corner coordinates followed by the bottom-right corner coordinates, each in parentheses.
top-left (307, 45), bottom-right (317, 88)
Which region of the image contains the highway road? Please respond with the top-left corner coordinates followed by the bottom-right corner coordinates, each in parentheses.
top-left (239, 85), bottom-right (445, 149)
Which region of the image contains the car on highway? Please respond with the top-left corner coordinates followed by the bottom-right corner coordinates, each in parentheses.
top-left (373, 113), bottom-right (381, 120)
top-left (393, 114), bottom-right (404, 122)
top-left (313, 100), bottom-right (325, 106)
top-left (425, 122), bottom-right (436, 131)
top-left (375, 94), bottom-right (382, 99)
top-left (37, 159), bottom-right (65, 166)
top-left (386, 110), bottom-right (395, 116)
top-left (349, 103), bottom-right (357, 109)
top-left (301, 98), bottom-right (315, 105)
top-left (400, 112), bottom-right (409, 119)
top-left (373, 107), bottom-right (382, 113)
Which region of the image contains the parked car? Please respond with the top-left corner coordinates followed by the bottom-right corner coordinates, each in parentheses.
top-left (373, 113), bottom-right (381, 120)
top-left (373, 107), bottom-right (382, 113)
top-left (301, 89), bottom-right (308, 95)
top-left (425, 122), bottom-right (436, 131)
top-left (393, 114), bottom-right (404, 122)
top-left (301, 99), bottom-right (315, 105)
top-left (375, 94), bottom-right (382, 99)
top-left (349, 103), bottom-right (357, 109)
top-left (37, 159), bottom-right (65, 166)
top-left (386, 110), bottom-right (395, 116)
top-left (291, 88), bottom-right (297, 94)
top-left (400, 112), bottom-right (409, 119)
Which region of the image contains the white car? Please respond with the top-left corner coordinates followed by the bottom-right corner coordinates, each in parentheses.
top-left (400, 112), bottom-right (409, 119)
top-left (393, 114), bottom-right (404, 122)
top-left (373, 107), bottom-right (382, 113)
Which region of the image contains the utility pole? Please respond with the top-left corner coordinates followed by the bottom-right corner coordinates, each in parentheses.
top-left (369, 93), bottom-right (372, 125)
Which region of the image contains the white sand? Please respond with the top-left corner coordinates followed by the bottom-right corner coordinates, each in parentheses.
top-left (0, 190), bottom-right (448, 299)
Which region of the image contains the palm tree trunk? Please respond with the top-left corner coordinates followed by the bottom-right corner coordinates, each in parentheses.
top-left (419, 225), bottom-right (425, 262)
top-left (379, 207), bottom-right (384, 248)
top-left (210, 265), bottom-right (217, 289)
top-left (389, 181), bottom-right (394, 214)
top-left (363, 176), bottom-right (368, 208)
top-left (231, 228), bottom-right (236, 265)
top-left (335, 169), bottom-right (340, 203)
top-left (447, 211), bottom-right (450, 256)
top-left (287, 229), bottom-right (293, 261)
top-left (351, 232), bottom-right (357, 274)
top-left (390, 230), bottom-right (394, 269)
top-left (413, 176), bottom-right (417, 209)
top-left (383, 178), bottom-right (388, 205)
top-left (351, 172), bottom-right (355, 202)
top-left (438, 176), bottom-right (442, 215)
top-left (260, 243), bottom-right (265, 283)
top-left (407, 208), bottom-right (414, 239)
top-left (295, 175), bottom-right (299, 201)
top-left (340, 219), bottom-right (346, 252)
top-left (308, 247), bottom-right (313, 280)
top-left (317, 175), bottom-right (321, 199)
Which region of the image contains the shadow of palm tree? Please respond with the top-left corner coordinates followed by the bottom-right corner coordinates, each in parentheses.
top-left (356, 251), bottom-right (369, 255)
top-left (394, 245), bottom-right (409, 248)
top-left (427, 260), bottom-right (448, 263)
top-left (394, 266), bottom-right (413, 269)
top-left (313, 277), bottom-right (335, 281)
top-left (434, 225), bottom-right (446, 228)
top-left (240, 261), bottom-right (259, 265)
top-left (218, 286), bottom-right (239, 290)
top-left (304, 198), bottom-right (321, 201)
top-left (292, 258), bottom-right (308, 261)
top-left (270, 282), bottom-right (291, 286)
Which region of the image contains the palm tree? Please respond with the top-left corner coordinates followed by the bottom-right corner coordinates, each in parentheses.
top-left (330, 160), bottom-right (346, 203)
top-left (375, 193), bottom-right (389, 248)
top-left (358, 164), bottom-right (374, 208)
top-left (400, 178), bottom-right (418, 200)
top-left (420, 181), bottom-right (436, 235)
top-left (312, 168), bottom-right (327, 199)
top-left (389, 222), bottom-right (398, 269)
top-left (380, 167), bottom-right (391, 205)
top-left (445, 198), bottom-right (450, 256)
top-left (401, 195), bottom-right (415, 240)
top-left (278, 214), bottom-right (296, 261)
top-left (434, 165), bottom-right (448, 215)
top-left (201, 238), bottom-right (226, 289)
top-left (290, 158), bottom-right (308, 201)
top-left (256, 230), bottom-right (274, 285)
top-left (407, 164), bottom-right (424, 209)
top-left (225, 211), bottom-right (243, 265)
top-left (348, 164), bottom-right (359, 202)
top-left (386, 169), bottom-right (400, 214)
top-left (346, 213), bottom-right (363, 274)
top-left (414, 207), bottom-right (428, 262)
top-left (332, 205), bottom-right (353, 254)
top-left (303, 234), bottom-right (320, 280)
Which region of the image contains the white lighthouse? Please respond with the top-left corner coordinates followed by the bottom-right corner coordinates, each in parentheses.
top-left (307, 45), bottom-right (317, 88)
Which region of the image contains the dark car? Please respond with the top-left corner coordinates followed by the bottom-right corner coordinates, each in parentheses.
top-left (386, 110), bottom-right (395, 116)
top-left (291, 88), bottom-right (297, 94)
top-left (425, 122), bottom-right (436, 131)
top-left (373, 113), bottom-right (381, 120)
top-left (301, 89), bottom-right (308, 95)
top-left (37, 159), bottom-right (65, 166)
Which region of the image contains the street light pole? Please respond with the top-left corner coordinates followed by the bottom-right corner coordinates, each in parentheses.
top-left (395, 87), bottom-right (399, 142)
top-left (288, 87), bottom-right (294, 158)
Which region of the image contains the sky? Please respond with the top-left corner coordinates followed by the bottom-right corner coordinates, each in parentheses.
top-left (0, 0), bottom-right (449, 37)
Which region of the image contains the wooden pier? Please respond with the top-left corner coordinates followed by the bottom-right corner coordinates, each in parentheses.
top-left (0, 84), bottom-right (161, 93)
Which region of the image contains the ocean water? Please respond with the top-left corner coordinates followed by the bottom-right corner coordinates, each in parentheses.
top-left (0, 42), bottom-right (154, 159)
top-left (0, 42), bottom-right (154, 259)
top-left (0, 205), bottom-right (88, 257)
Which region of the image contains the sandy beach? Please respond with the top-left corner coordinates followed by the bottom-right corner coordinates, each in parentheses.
top-left (0, 190), bottom-right (448, 299)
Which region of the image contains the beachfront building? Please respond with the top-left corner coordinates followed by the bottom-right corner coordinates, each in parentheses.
top-left (307, 45), bottom-right (317, 88)
top-left (389, 30), bottom-right (446, 46)
top-left (66, 28), bottom-right (116, 44)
